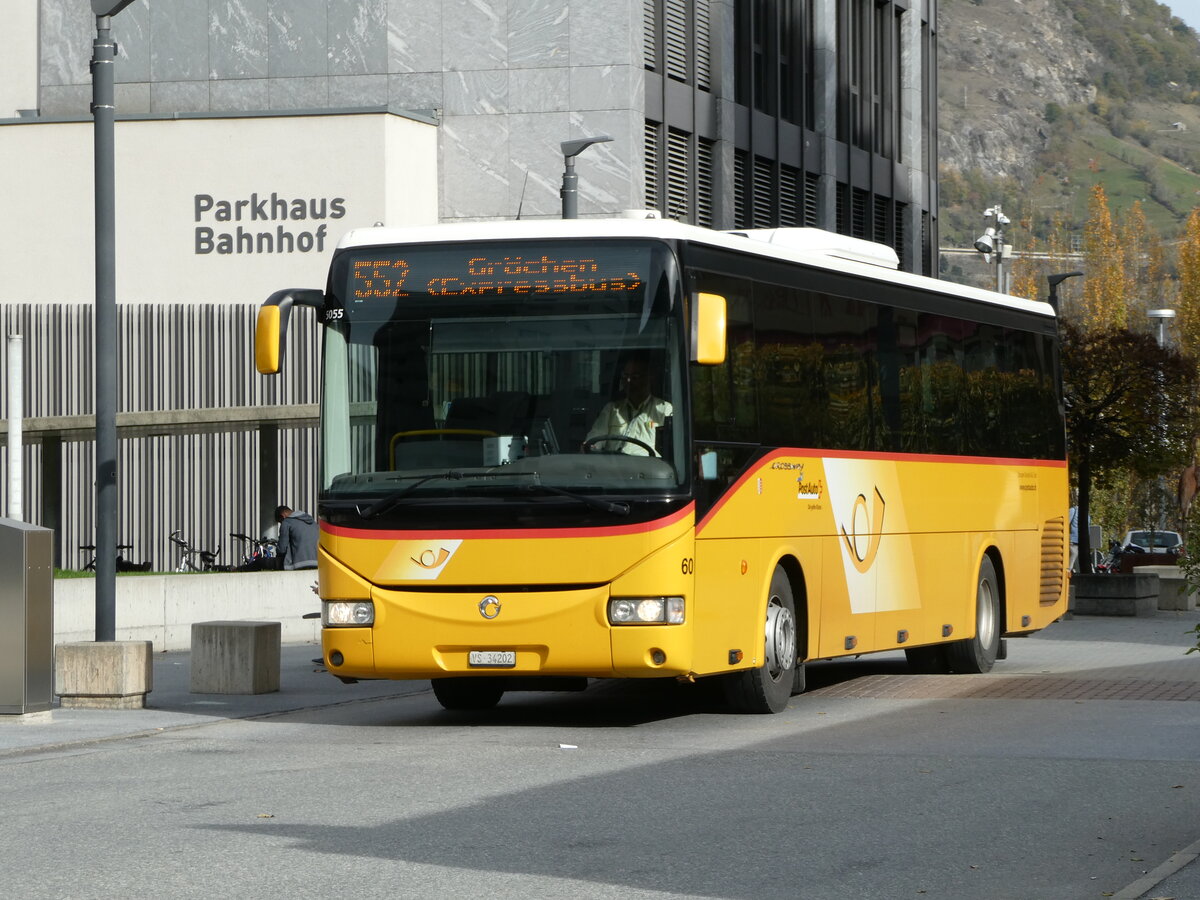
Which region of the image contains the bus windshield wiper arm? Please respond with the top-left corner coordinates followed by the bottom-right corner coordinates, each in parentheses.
top-left (356, 468), bottom-right (537, 519)
top-left (520, 482), bottom-right (630, 516)
top-left (357, 471), bottom-right (465, 519)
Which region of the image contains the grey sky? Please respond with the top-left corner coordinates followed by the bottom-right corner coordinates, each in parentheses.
top-left (1168, 0), bottom-right (1200, 30)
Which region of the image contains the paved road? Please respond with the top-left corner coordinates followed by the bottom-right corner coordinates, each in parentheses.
top-left (2, 611), bottom-right (1199, 899)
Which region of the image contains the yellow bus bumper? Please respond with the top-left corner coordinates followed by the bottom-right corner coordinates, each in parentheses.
top-left (321, 585), bottom-right (696, 680)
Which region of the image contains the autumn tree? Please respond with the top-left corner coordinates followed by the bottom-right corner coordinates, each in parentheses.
top-left (1121, 201), bottom-right (1171, 318)
top-left (1062, 322), bottom-right (1198, 571)
top-left (1079, 185), bottom-right (1129, 329)
top-left (1176, 208), bottom-right (1200, 365)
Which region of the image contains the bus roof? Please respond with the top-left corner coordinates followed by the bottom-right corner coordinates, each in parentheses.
top-left (335, 217), bottom-right (1056, 320)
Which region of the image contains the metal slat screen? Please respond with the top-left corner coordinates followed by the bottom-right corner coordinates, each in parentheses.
top-left (666, 127), bottom-right (691, 221)
top-left (0, 303), bottom-right (318, 572)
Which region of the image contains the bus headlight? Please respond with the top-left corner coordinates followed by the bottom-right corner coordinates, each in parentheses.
top-left (323, 600), bottom-right (374, 627)
top-left (608, 597), bottom-right (685, 625)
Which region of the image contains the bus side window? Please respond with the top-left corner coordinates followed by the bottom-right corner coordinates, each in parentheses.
top-left (815, 293), bottom-right (876, 452)
top-left (876, 305), bottom-right (918, 453)
top-left (691, 275), bottom-right (755, 444)
top-left (754, 283), bottom-right (823, 448)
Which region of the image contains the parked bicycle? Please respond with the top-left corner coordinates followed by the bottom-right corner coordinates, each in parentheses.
top-left (79, 542), bottom-right (152, 572)
top-left (229, 532), bottom-right (279, 572)
top-left (169, 530), bottom-right (225, 572)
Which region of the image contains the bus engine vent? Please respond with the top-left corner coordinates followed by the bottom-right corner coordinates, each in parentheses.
top-left (1040, 516), bottom-right (1066, 605)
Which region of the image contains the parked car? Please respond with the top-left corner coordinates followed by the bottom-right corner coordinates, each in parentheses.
top-left (1120, 530), bottom-right (1183, 554)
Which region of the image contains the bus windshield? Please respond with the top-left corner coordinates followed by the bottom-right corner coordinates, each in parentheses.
top-left (318, 239), bottom-right (688, 517)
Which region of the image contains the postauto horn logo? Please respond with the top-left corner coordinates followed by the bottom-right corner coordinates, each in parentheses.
top-left (840, 487), bottom-right (885, 574)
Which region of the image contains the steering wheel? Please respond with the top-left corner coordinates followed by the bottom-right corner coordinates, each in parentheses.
top-left (581, 434), bottom-right (657, 457)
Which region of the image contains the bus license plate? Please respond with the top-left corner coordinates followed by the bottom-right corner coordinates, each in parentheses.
top-left (468, 650), bottom-right (516, 668)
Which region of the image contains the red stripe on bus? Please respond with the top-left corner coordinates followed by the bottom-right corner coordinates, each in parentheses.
top-left (322, 503), bottom-right (695, 541)
top-left (695, 448), bottom-right (1067, 535)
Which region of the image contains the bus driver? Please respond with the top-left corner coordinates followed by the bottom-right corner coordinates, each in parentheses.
top-left (586, 352), bottom-right (673, 456)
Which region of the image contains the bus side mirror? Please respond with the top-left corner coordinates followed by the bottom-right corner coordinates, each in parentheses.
top-left (692, 292), bottom-right (727, 365)
top-left (255, 288), bottom-right (325, 374)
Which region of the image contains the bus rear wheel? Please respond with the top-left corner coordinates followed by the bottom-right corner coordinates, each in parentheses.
top-left (724, 565), bottom-right (799, 714)
top-left (432, 677), bottom-right (505, 710)
top-left (946, 555), bottom-right (1001, 674)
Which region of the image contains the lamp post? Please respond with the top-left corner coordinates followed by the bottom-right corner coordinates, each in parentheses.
top-left (1046, 271), bottom-right (1084, 314)
top-left (560, 135), bottom-right (612, 219)
top-left (1147, 308), bottom-right (1175, 349)
top-left (974, 205), bottom-right (1012, 294)
top-left (91, 0), bottom-right (135, 642)
top-left (1147, 308), bottom-right (1176, 534)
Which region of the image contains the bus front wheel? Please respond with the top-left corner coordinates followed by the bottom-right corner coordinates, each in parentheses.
top-left (432, 677), bottom-right (505, 710)
top-left (723, 565), bottom-right (799, 713)
top-left (946, 555), bottom-right (1001, 674)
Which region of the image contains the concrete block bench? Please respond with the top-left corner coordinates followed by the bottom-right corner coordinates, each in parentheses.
top-left (1132, 565), bottom-right (1198, 611)
top-left (1071, 573), bottom-right (1159, 617)
top-left (190, 621), bottom-right (280, 694)
top-left (56, 641), bottom-right (153, 709)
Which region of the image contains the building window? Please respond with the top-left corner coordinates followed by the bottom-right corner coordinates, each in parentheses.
top-left (667, 128), bottom-right (692, 220)
top-left (734, 150), bottom-right (749, 228)
top-left (644, 0), bottom-right (659, 71)
top-left (646, 0), bottom-right (711, 91)
top-left (697, 138), bottom-right (716, 227)
top-left (644, 120), bottom-right (662, 213)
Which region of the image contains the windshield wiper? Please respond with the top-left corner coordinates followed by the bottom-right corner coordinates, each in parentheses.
top-left (356, 468), bottom-right (536, 519)
top-left (518, 482), bottom-right (630, 516)
top-left (357, 471), bottom-right (466, 519)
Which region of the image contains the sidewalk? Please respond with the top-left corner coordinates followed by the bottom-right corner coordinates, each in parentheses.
top-left (0, 641), bottom-right (428, 756)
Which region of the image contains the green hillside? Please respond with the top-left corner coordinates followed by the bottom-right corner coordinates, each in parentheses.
top-left (939, 0), bottom-right (1200, 252)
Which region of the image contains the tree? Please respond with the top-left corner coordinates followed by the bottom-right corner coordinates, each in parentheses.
top-left (1061, 322), bottom-right (1198, 571)
top-left (1080, 185), bottom-right (1129, 329)
top-left (1177, 208), bottom-right (1200, 364)
top-left (1121, 201), bottom-right (1170, 318)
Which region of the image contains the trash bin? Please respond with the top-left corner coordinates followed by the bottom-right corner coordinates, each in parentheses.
top-left (0, 518), bottom-right (53, 714)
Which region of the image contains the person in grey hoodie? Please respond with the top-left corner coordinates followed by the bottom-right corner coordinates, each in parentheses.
top-left (275, 505), bottom-right (318, 570)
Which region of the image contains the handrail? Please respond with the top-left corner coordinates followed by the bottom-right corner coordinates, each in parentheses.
top-left (0, 403), bottom-right (318, 445)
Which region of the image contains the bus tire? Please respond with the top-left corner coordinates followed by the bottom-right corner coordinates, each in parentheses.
top-left (724, 565), bottom-right (798, 713)
top-left (432, 677), bottom-right (505, 710)
top-left (946, 555), bottom-right (1001, 674)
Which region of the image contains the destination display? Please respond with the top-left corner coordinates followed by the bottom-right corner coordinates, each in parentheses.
top-left (343, 243), bottom-right (649, 303)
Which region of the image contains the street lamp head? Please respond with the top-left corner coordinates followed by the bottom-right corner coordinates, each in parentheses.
top-left (561, 135), bottom-right (612, 161)
top-left (1147, 308), bottom-right (1177, 320)
top-left (92, 0), bottom-right (136, 15)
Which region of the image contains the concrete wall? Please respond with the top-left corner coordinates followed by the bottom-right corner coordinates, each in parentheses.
top-left (54, 570), bottom-right (322, 650)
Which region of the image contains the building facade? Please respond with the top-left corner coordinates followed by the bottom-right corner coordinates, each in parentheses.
top-left (0, 0), bottom-right (937, 571)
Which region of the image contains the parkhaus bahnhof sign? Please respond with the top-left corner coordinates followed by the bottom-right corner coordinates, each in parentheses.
top-left (0, 112), bottom-right (438, 304)
top-left (193, 191), bottom-right (347, 255)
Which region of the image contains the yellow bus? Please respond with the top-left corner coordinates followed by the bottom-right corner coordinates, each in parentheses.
top-left (256, 218), bottom-right (1067, 713)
